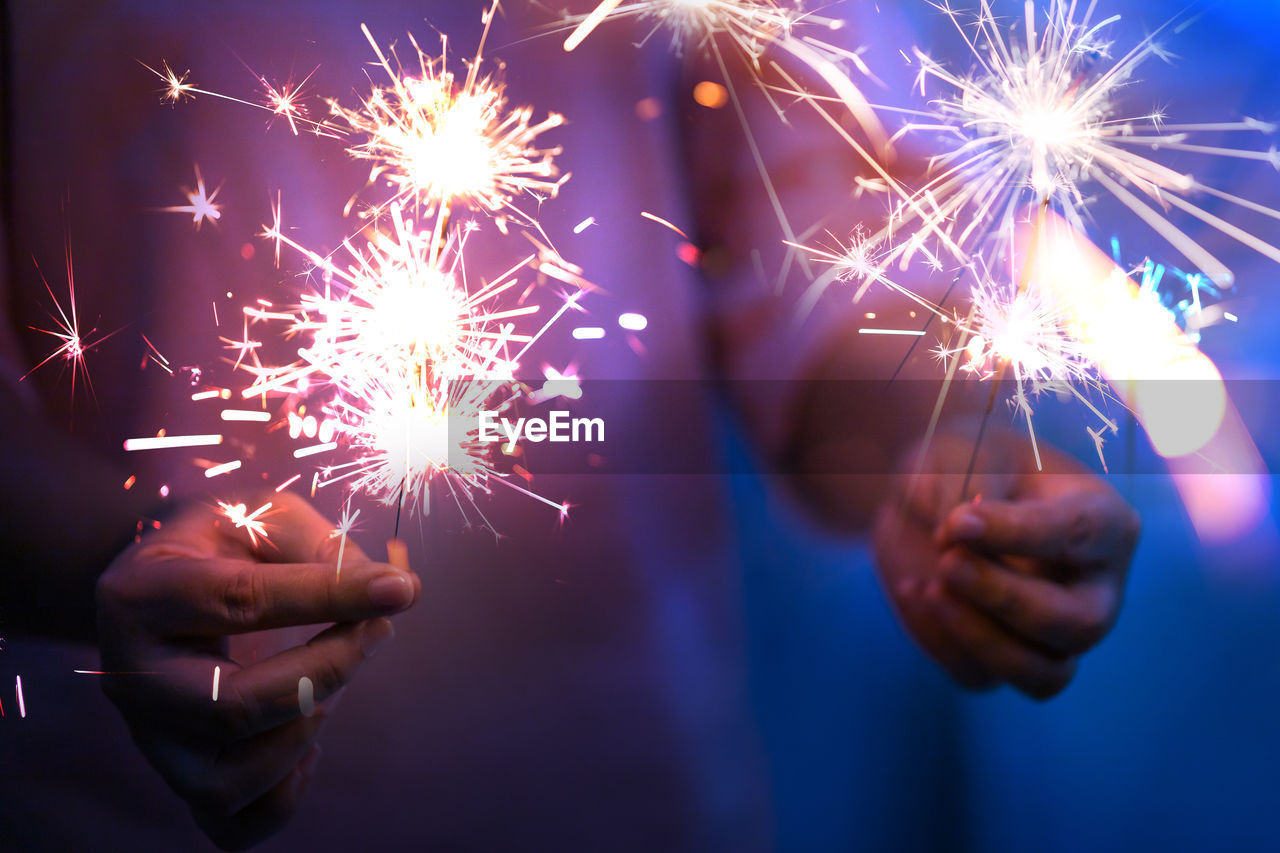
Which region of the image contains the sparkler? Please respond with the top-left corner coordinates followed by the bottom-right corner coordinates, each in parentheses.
top-left (330, 16), bottom-right (567, 227)
top-left (248, 202), bottom-right (578, 524)
top-left (891, 0), bottom-right (1280, 284)
top-left (133, 3), bottom-right (584, 534)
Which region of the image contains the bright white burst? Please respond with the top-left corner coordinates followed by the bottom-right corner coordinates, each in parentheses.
top-left (564, 0), bottom-right (803, 57)
top-left (331, 19), bottom-right (566, 226)
top-left (893, 0), bottom-right (1280, 284)
top-left (249, 202), bottom-right (580, 523)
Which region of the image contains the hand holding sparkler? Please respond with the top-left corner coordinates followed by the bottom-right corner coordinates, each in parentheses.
top-left (95, 491), bottom-right (419, 849)
top-left (873, 432), bottom-right (1138, 699)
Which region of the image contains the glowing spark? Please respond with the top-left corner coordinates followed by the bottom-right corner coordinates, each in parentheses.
top-left (572, 327), bottom-right (606, 340)
top-left (212, 665), bottom-right (221, 701)
top-left (618, 312), bottom-right (648, 331)
top-left (331, 504), bottom-right (361, 578)
top-left (205, 460), bottom-right (243, 478)
top-left (220, 409), bottom-right (271, 422)
top-left (256, 66), bottom-right (320, 136)
top-left (124, 434), bottom-right (224, 451)
top-left (15, 676), bottom-right (26, 719)
top-left (142, 59), bottom-right (197, 103)
top-left (641, 210), bottom-right (689, 239)
top-left (21, 244), bottom-right (113, 406)
top-left (218, 500), bottom-right (272, 547)
top-left (160, 164), bottom-right (223, 230)
top-left (275, 474), bottom-right (303, 492)
top-left (859, 328), bottom-right (927, 336)
top-left (219, 318), bottom-right (263, 371)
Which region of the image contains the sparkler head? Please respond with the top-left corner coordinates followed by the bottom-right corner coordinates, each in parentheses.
top-left (655, 0), bottom-right (799, 53)
top-left (564, 0), bottom-right (803, 59)
top-left (330, 377), bottom-right (502, 511)
top-left (891, 0), bottom-right (1280, 285)
top-left (919, 1), bottom-right (1118, 201)
top-left (960, 276), bottom-right (1094, 385)
top-left (330, 28), bottom-right (565, 220)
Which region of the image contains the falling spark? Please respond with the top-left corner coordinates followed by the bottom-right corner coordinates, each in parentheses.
top-left (159, 164), bottom-right (223, 230)
top-left (124, 434), bottom-right (224, 451)
top-left (15, 676), bottom-right (26, 719)
top-left (331, 503), bottom-right (361, 578)
top-left (204, 460), bottom-right (243, 478)
top-left (641, 210), bottom-right (690, 239)
top-left (212, 665), bottom-right (221, 701)
top-left (220, 409), bottom-right (271, 422)
top-left (21, 244), bottom-right (115, 407)
top-left (275, 473), bottom-right (303, 492)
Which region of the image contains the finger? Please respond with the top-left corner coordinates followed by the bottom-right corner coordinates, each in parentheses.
top-left (111, 619), bottom-right (393, 740)
top-left (897, 580), bottom-right (1001, 691)
top-left (219, 617), bottom-right (393, 738)
top-left (938, 490), bottom-right (1139, 570)
top-left (248, 491), bottom-right (373, 566)
top-left (193, 745), bottom-right (322, 851)
top-left (921, 582), bottom-right (1078, 700)
top-left (873, 506), bottom-right (998, 691)
top-left (940, 550), bottom-right (1116, 655)
top-left (134, 556), bottom-right (417, 636)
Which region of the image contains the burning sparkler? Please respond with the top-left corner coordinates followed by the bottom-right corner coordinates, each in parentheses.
top-left (890, 0), bottom-right (1280, 284)
top-left (330, 17), bottom-right (567, 227)
top-left (134, 4), bottom-right (585, 534)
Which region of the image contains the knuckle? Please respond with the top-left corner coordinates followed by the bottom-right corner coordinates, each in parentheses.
top-left (215, 685), bottom-right (258, 741)
top-left (1063, 504), bottom-right (1100, 559)
top-left (222, 566), bottom-right (266, 629)
top-left (311, 651), bottom-right (351, 699)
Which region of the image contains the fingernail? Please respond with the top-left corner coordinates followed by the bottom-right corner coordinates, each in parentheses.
top-left (368, 573), bottom-right (413, 610)
top-left (361, 617), bottom-right (395, 658)
top-left (950, 510), bottom-right (986, 540)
